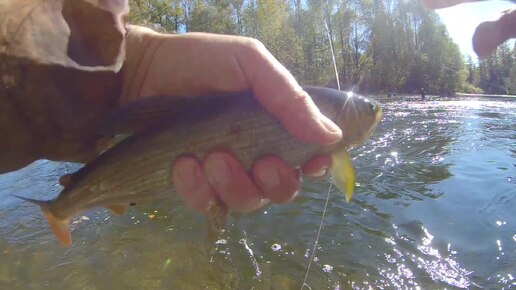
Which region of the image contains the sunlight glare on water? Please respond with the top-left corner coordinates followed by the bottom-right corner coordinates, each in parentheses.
top-left (0, 96), bottom-right (514, 289)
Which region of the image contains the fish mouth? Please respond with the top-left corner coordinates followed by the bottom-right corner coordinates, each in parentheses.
top-left (372, 105), bottom-right (384, 131)
top-left (329, 99), bottom-right (383, 202)
top-left (335, 93), bottom-right (383, 149)
top-left (362, 103), bottom-right (383, 144)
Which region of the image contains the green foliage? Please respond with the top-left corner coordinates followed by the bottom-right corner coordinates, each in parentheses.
top-left (189, 0), bottom-right (237, 34)
top-left (472, 43), bottom-right (516, 95)
top-left (128, 0), bottom-right (515, 95)
top-left (461, 83), bottom-right (484, 94)
top-left (129, 0), bottom-right (183, 32)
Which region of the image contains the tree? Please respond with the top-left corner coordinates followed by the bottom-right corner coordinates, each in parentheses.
top-left (127, 0), bottom-right (514, 95)
top-left (189, 0), bottom-right (237, 34)
top-left (129, 0), bottom-right (183, 32)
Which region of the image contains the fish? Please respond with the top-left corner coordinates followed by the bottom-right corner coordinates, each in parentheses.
top-left (16, 86), bottom-right (383, 246)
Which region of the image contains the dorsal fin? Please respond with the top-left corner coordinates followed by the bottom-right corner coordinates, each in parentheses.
top-left (106, 205), bottom-right (127, 216)
top-left (99, 92), bottom-right (254, 137)
top-left (100, 96), bottom-right (188, 136)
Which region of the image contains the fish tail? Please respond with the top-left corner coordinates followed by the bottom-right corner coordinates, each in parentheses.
top-left (13, 195), bottom-right (72, 246)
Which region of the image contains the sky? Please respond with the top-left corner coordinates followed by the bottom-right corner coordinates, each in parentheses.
top-left (435, 0), bottom-right (515, 59)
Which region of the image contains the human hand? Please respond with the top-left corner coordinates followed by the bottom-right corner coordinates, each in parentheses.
top-left (421, 0), bottom-right (516, 57)
top-left (121, 26), bottom-right (342, 213)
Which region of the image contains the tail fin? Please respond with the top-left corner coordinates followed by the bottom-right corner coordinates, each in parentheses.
top-left (14, 196), bottom-right (72, 246)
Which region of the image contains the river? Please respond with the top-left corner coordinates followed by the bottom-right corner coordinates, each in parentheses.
top-left (0, 95), bottom-right (514, 289)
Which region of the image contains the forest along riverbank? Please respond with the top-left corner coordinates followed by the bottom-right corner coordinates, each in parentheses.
top-left (456, 93), bottom-right (516, 99)
top-left (129, 0), bottom-right (516, 97)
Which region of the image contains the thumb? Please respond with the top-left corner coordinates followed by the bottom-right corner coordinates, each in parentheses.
top-left (473, 9), bottom-right (516, 58)
top-left (236, 39), bottom-right (342, 145)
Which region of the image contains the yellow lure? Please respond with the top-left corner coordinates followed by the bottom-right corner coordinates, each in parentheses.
top-left (329, 148), bottom-right (355, 202)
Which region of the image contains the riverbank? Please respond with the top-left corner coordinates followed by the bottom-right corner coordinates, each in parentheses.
top-left (373, 92), bottom-right (516, 100)
top-left (456, 92), bottom-right (516, 99)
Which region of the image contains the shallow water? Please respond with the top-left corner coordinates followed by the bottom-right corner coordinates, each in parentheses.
top-left (0, 96), bottom-right (514, 289)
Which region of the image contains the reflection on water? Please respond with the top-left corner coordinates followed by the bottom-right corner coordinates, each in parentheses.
top-left (0, 97), bottom-right (515, 289)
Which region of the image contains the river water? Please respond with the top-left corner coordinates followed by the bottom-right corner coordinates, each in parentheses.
top-left (0, 96), bottom-right (514, 289)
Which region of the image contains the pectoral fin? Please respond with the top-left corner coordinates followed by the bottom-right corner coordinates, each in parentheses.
top-left (329, 148), bottom-right (355, 202)
top-left (106, 205), bottom-right (127, 216)
top-left (43, 211), bottom-right (71, 246)
top-left (205, 200), bottom-right (229, 237)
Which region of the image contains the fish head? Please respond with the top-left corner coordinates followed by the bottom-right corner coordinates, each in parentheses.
top-left (305, 86), bottom-right (383, 149)
top-left (334, 91), bottom-right (383, 148)
top-left (304, 87), bottom-right (383, 202)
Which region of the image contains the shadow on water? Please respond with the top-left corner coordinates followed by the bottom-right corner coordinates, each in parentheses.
top-left (0, 97), bottom-right (515, 289)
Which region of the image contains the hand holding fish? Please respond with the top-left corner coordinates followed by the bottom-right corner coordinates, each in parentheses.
top-left (121, 27), bottom-right (343, 213)
top-left (0, 18), bottom-right (340, 213)
top-left (421, 0), bottom-right (516, 57)
top-left (0, 0), bottom-right (340, 214)
top-left (2, 0), bottom-right (383, 246)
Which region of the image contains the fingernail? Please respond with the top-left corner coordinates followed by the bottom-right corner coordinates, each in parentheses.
top-left (256, 167), bottom-right (281, 190)
top-left (208, 158), bottom-right (232, 186)
top-left (257, 198), bottom-right (271, 208)
top-left (176, 161), bottom-right (201, 188)
top-left (310, 167), bottom-right (329, 179)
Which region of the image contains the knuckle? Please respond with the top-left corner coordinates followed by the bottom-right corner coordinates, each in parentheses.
top-left (244, 37), bottom-right (266, 51)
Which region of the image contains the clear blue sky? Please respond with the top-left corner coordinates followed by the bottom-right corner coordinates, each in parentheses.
top-left (435, 0), bottom-right (515, 59)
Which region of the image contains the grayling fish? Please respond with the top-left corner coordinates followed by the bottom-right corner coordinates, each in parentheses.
top-left (17, 86), bottom-right (382, 246)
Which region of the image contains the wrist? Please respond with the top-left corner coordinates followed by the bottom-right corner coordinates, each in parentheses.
top-left (121, 25), bottom-right (163, 104)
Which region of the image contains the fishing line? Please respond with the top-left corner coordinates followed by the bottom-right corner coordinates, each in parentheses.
top-left (324, 21), bottom-right (341, 91)
top-left (440, 56), bottom-right (459, 75)
top-left (301, 182), bottom-right (333, 290)
top-left (301, 16), bottom-right (341, 290)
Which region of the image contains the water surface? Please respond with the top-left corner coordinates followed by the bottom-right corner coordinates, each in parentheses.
top-left (0, 96), bottom-right (514, 289)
